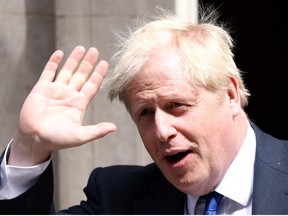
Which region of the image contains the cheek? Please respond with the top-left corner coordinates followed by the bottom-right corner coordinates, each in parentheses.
top-left (138, 127), bottom-right (157, 155)
top-left (138, 127), bottom-right (153, 149)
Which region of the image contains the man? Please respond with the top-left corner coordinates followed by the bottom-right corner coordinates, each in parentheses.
top-left (0, 8), bottom-right (287, 214)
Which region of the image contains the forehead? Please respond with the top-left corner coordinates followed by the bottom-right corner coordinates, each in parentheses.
top-left (128, 73), bottom-right (193, 96)
top-left (125, 70), bottom-right (201, 117)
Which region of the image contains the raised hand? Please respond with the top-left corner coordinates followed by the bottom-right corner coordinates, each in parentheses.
top-left (9, 46), bottom-right (117, 166)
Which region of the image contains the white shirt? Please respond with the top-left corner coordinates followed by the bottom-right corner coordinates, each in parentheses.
top-left (186, 123), bottom-right (256, 214)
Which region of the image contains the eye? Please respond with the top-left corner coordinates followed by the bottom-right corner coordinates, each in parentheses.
top-left (140, 108), bottom-right (154, 116)
top-left (170, 102), bottom-right (183, 108)
top-left (167, 102), bottom-right (189, 116)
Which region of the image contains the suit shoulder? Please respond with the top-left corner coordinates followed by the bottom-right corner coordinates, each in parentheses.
top-left (252, 122), bottom-right (288, 173)
top-left (82, 163), bottom-right (181, 205)
top-left (90, 163), bottom-right (163, 185)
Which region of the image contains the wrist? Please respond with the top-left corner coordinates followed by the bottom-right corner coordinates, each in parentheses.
top-left (8, 131), bottom-right (51, 166)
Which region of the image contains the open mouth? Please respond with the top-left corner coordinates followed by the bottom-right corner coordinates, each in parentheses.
top-left (165, 150), bottom-right (192, 163)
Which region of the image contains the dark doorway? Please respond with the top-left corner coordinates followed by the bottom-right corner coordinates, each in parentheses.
top-left (200, 0), bottom-right (288, 139)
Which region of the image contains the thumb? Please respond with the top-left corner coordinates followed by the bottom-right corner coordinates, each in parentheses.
top-left (79, 122), bottom-right (117, 143)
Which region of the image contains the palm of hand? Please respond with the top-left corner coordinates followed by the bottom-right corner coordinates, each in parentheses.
top-left (17, 46), bottom-right (116, 153)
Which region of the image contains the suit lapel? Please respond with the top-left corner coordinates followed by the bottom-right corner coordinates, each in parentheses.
top-left (251, 123), bottom-right (288, 214)
top-left (253, 159), bottom-right (288, 214)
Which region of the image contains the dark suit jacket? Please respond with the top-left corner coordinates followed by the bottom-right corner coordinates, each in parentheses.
top-left (0, 123), bottom-right (288, 214)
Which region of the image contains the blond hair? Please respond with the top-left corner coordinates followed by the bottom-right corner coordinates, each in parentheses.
top-left (106, 7), bottom-right (250, 107)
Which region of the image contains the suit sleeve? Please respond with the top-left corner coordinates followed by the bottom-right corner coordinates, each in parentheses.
top-left (0, 152), bottom-right (55, 214)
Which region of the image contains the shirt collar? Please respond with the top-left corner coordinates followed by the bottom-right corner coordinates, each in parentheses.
top-left (215, 122), bottom-right (256, 206)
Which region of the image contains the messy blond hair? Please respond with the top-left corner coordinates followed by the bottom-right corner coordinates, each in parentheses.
top-left (106, 7), bottom-right (250, 107)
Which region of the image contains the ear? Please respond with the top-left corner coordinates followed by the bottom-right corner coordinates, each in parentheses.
top-left (226, 77), bottom-right (241, 115)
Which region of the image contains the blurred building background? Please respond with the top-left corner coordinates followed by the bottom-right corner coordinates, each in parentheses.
top-left (0, 0), bottom-right (286, 210)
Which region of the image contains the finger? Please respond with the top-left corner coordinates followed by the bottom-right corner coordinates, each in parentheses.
top-left (68, 47), bottom-right (99, 91)
top-left (55, 46), bottom-right (86, 84)
top-left (80, 60), bottom-right (109, 102)
top-left (38, 50), bottom-right (64, 82)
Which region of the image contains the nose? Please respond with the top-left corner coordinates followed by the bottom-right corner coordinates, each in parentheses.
top-left (154, 109), bottom-right (177, 142)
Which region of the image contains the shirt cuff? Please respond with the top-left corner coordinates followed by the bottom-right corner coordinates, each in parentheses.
top-left (0, 139), bottom-right (51, 199)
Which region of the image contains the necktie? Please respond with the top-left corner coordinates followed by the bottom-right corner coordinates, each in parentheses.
top-left (203, 191), bottom-right (224, 215)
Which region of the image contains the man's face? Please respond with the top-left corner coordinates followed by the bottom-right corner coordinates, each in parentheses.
top-left (125, 46), bottom-right (241, 196)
